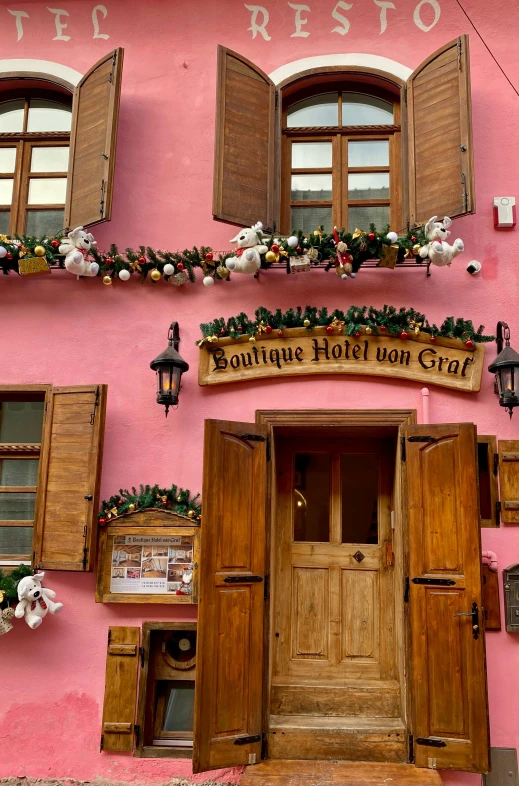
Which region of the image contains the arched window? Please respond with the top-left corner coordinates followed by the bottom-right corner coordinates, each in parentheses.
top-left (0, 88), bottom-right (72, 236)
top-left (281, 82), bottom-right (401, 234)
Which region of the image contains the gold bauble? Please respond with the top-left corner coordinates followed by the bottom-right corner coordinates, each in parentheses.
top-left (412, 244), bottom-right (422, 255)
top-left (303, 319), bottom-right (311, 327)
top-left (34, 245), bottom-right (46, 257)
top-left (249, 335), bottom-right (256, 342)
top-left (128, 503), bottom-right (135, 511)
top-left (365, 326), bottom-right (372, 335)
top-left (188, 510), bottom-right (195, 519)
top-left (151, 268), bottom-right (162, 281)
top-left (265, 250), bottom-right (277, 263)
top-left (102, 275), bottom-right (112, 286)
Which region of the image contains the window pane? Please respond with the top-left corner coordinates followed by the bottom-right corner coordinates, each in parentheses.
top-left (0, 401), bottom-right (44, 442)
top-left (0, 459), bottom-right (39, 486)
top-left (0, 148), bottom-right (17, 173)
top-left (161, 681), bottom-right (195, 732)
top-left (28, 178), bottom-right (67, 205)
top-left (31, 146), bottom-right (69, 173)
top-left (0, 179), bottom-right (14, 205)
top-left (291, 206), bottom-right (332, 234)
top-left (342, 93), bottom-right (394, 125)
top-left (478, 442), bottom-right (491, 520)
top-left (348, 173), bottom-right (389, 200)
top-left (27, 100), bottom-right (72, 132)
top-left (291, 174), bottom-right (332, 201)
top-left (341, 454), bottom-right (379, 544)
top-left (287, 93), bottom-right (338, 127)
top-left (348, 140), bottom-right (389, 167)
top-left (0, 492), bottom-right (36, 520)
top-left (348, 205), bottom-right (390, 233)
top-left (26, 209), bottom-right (65, 236)
top-left (0, 100), bottom-right (24, 132)
top-left (293, 453), bottom-right (331, 542)
top-left (292, 142), bottom-right (332, 169)
top-left (0, 526), bottom-right (33, 555)
top-left (0, 212), bottom-right (9, 233)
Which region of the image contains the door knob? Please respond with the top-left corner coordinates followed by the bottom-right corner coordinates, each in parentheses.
top-left (454, 601), bottom-right (479, 639)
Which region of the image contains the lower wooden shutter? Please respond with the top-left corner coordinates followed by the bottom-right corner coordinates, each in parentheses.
top-left (498, 440), bottom-right (519, 523)
top-left (33, 385), bottom-right (107, 571)
top-left (101, 626), bottom-right (140, 752)
top-left (405, 423), bottom-right (489, 773)
top-left (193, 420), bottom-right (268, 773)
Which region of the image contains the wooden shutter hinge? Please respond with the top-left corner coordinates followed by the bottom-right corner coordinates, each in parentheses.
top-left (82, 525), bottom-right (89, 570)
top-left (240, 433), bottom-right (270, 460)
top-left (139, 646), bottom-right (145, 667)
top-left (90, 386), bottom-right (100, 425)
top-left (407, 435), bottom-right (436, 443)
top-left (100, 181), bottom-right (106, 218)
top-left (100, 734), bottom-right (104, 752)
top-left (109, 50), bottom-right (117, 83)
top-left (400, 435), bottom-right (406, 462)
top-left (496, 500), bottom-right (501, 526)
top-left (416, 737), bottom-right (447, 748)
top-left (493, 452), bottom-right (499, 476)
top-left (408, 734), bottom-right (414, 763)
top-left (461, 172), bottom-right (468, 212)
top-left (457, 37), bottom-right (462, 69)
top-left (234, 734), bottom-right (261, 745)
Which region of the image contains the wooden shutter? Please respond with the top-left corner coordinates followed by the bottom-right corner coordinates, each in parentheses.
top-left (65, 48), bottom-right (124, 228)
top-left (33, 385), bottom-right (107, 571)
top-left (213, 46), bottom-right (277, 228)
top-left (498, 440), bottom-right (519, 523)
top-left (193, 420), bottom-right (268, 773)
top-left (406, 36), bottom-right (474, 226)
top-left (405, 423), bottom-right (489, 773)
top-left (482, 565), bottom-right (501, 631)
top-left (101, 626), bottom-right (140, 752)
top-left (477, 435), bottom-right (499, 527)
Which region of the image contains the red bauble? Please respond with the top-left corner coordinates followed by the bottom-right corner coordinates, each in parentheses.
top-left (51, 239), bottom-right (60, 248)
top-left (368, 232), bottom-right (376, 240)
top-left (271, 244), bottom-right (280, 254)
top-left (380, 326), bottom-right (386, 332)
top-left (411, 235), bottom-right (416, 242)
top-left (205, 252), bottom-right (214, 261)
top-left (326, 326), bottom-right (334, 335)
top-left (117, 500), bottom-right (123, 506)
top-left (105, 257), bottom-right (114, 265)
top-left (278, 329), bottom-right (284, 337)
top-left (98, 517), bottom-right (107, 527)
top-left (138, 255), bottom-right (146, 264)
top-left (400, 331), bottom-right (409, 340)
top-left (176, 262), bottom-right (185, 271)
top-left (465, 339), bottom-right (475, 350)
top-left (354, 331), bottom-right (361, 338)
top-left (237, 326), bottom-right (243, 332)
top-left (220, 329), bottom-right (226, 335)
top-left (265, 325), bottom-right (272, 334)
top-left (430, 335), bottom-right (437, 343)
top-left (6, 252), bottom-right (12, 260)
top-left (296, 246), bottom-right (302, 253)
top-left (162, 501), bottom-right (169, 507)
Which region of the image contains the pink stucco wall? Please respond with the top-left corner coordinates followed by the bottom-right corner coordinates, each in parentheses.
top-left (0, 1), bottom-right (518, 784)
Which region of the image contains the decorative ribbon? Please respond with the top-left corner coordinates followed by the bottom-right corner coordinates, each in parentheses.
top-left (106, 507), bottom-right (118, 519)
top-left (30, 597), bottom-right (48, 611)
top-left (409, 319), bottom-right (423, 335)
top-left (352, 228), bottom-right (366, 240)
top-left (330, 317), bottom-right (345, 333)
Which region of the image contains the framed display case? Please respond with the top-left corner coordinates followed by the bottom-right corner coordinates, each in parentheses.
top-left (96, 509), bottom-right (199, 604)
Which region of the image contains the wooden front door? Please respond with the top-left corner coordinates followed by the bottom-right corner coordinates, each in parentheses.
top-left (269, 436), bottom-right (406, 762)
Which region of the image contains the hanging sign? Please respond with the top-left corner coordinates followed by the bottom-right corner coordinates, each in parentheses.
top-left (198, 328), bottom-right (484, 392)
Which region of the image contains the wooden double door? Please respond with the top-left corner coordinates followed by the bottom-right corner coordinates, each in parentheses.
top-left (193, 415), bottom-right (490, 776)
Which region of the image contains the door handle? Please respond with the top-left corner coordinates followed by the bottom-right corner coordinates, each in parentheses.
top-left (454, 601), bottom-right (479, 639)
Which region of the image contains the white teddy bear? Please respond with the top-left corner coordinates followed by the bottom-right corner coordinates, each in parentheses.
top-left (419, 216), bottom-right (464, 267)
top-left (59, 226), bottom-right (99, 278)
top-left (15, 572), bottom-right (63, 629)
top-left (226, 222), bottom-right (268, 275)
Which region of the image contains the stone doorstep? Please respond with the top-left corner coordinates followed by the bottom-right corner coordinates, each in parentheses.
top-left (241, 760), bottom-right (443, 786)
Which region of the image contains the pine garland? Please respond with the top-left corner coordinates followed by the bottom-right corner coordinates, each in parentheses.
top-left (0, 565), bottom-right (33, 606)
top-left (198, 305), bottom-right (495, 345)
top-left (0, 224), bottom-right (430, 282)
top-left (98, 483), bottom-right (201, 525)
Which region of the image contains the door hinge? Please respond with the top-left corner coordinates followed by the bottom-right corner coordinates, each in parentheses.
top-left (234, 734), bottom-right (261, 745)
top-left (400, 435), bottom-right (406, 462)
top-left (100, 180), bottom-right (106, 218)
top-left (139, 646), bottom-right (145, 667)
top-left (461, 172), bottom-right (468, 212)
top-left (275, 90), bottom-right (279, 109)
top-left (240, 433), bottom-right (270, 460)
top-left (495, 500), bottom-right (501, 526)
top-left (109, 49), bottom-right (117, 83)
top-left (134, 723), bottom-right (140, 748)
top-left (412, 577), bottom-right (456, 586)
top-left (407, 435), bottom-right (436, 443)
top-left (404, 84), bottom-right (407, 106)
top-left (224, 574), bottom-right (263, 583)
top-left (90, 385), bottom-right (100, 425)
top-left (416, 737), bottom-right (446, 748)
top-left (82, 525), bottom-right (89, 570)
top-left (107, 629), bottom-right (111, 645)
top-left (457, 37), bottom-right (462, 69)
top-left (261, 731), bottom-right (268, 759)
top-left (408, 734), bottom-right (414, 763)
top-left (264, 574), bottom-right (269, 601)
top-left (404, 576), bottom-right (410, 602)
top-left (493, 452), bottom-right (499, 476)
top-left (100, 734), bottom-right (104, 752)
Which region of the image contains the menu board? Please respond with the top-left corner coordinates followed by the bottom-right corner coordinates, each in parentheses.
top-left (110, 534), bottom-right (194, 595)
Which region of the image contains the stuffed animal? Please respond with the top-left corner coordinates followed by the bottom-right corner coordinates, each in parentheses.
top-left (175, 569), bottom-right (193, 596)
top-left (419, 216), bottom-right (464, 267)
top-left (59, 227), bottom-right (99, 278)
top-left (226, 222), bottom-right (268, 275)
top-left (15, 572), bottom-right (63, 629)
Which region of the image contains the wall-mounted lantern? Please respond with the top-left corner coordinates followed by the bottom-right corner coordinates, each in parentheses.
top-left (488, 321), bottom-right (519, 418)
top-left (150, 322), bottom-right (189, 417)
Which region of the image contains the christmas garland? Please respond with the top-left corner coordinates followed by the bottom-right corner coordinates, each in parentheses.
top-left (0, 224), bottom-right (430, 284)
top-left (198, 305), bottom-right (495, 348)
top-left (0, 565), bottom-right (33, 605)
top-left (98, 484), bottom-right (201, 525)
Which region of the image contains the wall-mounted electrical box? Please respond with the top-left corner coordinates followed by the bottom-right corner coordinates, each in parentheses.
top-left (483, 747), bottom-right (519, 786)
top-left (494, 197), bottom-right (516, 228)
top-left (504, 564), bottom-right (519, 632)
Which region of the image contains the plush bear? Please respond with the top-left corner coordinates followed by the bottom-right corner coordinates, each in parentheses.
top-left (59, 227), bottom-right (99, 278)
top-left (419, 216), bottom-right (464, 267)
top-left (175, 569), bottom-right (193, 596)
top-left (15, 572), bottom-right (63, 629)
top-left (226, 222), bottom-right (268, 275)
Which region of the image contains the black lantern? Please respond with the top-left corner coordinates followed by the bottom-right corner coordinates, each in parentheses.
top-left (150, 322), bottom-right (189, 416)
top-left (488, 321), bottom-right (519, 418)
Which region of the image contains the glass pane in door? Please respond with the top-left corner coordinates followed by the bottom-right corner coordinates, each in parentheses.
top-left (341, 454), bottom-right (379, 543)
top-left (293, 453), bottom-right (331, 542)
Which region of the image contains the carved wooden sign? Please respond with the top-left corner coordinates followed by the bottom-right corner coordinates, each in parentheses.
top-left (198, 327), bottom-right (484, 392)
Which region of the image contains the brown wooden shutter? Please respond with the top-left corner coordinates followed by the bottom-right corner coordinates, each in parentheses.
top-left (65, 48), bottom-right (124, 228)
top-left (498, 440), bottom-right (519, 523)
top-left (101, 626), bottom-right (140, 752)
top-left (406, 36), bottom-right (474, 226)
top-left (213, 46), bottom-right (277, 229)
top-left (193, 420), bottom-right (268, 773)
top-left (477, 435), bottom-right (499, 527)
top-left (405, 423), bottom-right (489, 773)
top-left (33, 385), bottom-right (107, 571)
top-left (482, 565), bottom-right (501, 631)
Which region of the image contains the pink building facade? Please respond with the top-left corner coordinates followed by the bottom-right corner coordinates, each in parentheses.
top-left (0, 1), bottom-right (517, 785)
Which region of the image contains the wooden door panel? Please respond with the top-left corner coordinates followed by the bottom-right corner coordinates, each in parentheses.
top-left (341, 569), bottom-right (378, 660)
top-left (292, 567), bottom-right (329, 659)
top-left (215, 586), bottom-right (252, 735)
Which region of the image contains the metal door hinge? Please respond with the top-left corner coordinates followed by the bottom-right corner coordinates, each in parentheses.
top-left (412, 577), bottom-right (456, 586)
top-left (408, 435), bottom-right (436, 443)
top-left (261, 731), bottom-right (268, 759)
top-left (82, 525), bottom-right (89, 570)
top-left (264, 574), bottom-right (269, 601)
top-left (400, 435), bottom-right (406, 462)
top-left (134, 723), bottom-right (140, 747)
top-left (240, 433), bottom-right (270, 460)
top-left (457, 37), bottom-right (462, 69)
top-left (416, 737), bottom-right (446, 748)
top-left (493, 453), bottom-right (499, 476)
top-left (224, 575), bottom-right (263, 583)
top-left (99, 180), bottom-right (106, 218)
top-left (461, 172), bottom-right (468, 212)
top-left (408, 734), bottom-right (414, 763)
top-left (234, 734), bottom-right (261, 745)
top-left (496, 500), bottom-right (501, 526)
top-left (109, 50), bottom-right (117, 83)
top-left (404, 85), bottom-right (407, 106)
top-left (139, 646), bottom-right (145, 667)
top-left (107, 629), bottom-right (111, 644)
top-left (275, 90), bottom-right (279, 109)
top-left (90, 386), bottom-right (100, 425)
top-left (404, 576), bottom-right (410, 603)
top-left (100, 734), bottom-right (104, 752)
